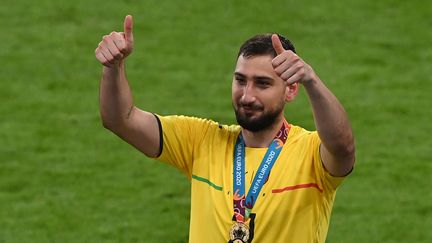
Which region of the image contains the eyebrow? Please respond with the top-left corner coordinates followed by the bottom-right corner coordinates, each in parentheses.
top-left (234, 72), bottom-right (246, 78)
top-left (234, 72), bottom-right (274, 82)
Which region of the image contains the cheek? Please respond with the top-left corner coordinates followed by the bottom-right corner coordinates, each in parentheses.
top-left (231, 85), bottom-right (242, 100)
top-left (263, 91), bottom-right (285, 107)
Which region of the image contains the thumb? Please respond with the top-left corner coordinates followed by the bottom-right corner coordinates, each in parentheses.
top-left (123, 15), bottom-right (134, 43)
top-left (271, 34), bottom-right (285, 55)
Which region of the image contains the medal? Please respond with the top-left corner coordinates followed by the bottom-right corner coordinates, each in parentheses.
top-left (230, 120), bottom-right (290, 242)
top-left (229, 222), bottom-right (250, 243)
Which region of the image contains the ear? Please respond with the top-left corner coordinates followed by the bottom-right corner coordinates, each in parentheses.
top-left (285, 83), bottom-right (299, 102)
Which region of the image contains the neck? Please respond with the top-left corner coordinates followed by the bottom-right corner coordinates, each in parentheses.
top-left (241, 115), bottom-right (285, 148)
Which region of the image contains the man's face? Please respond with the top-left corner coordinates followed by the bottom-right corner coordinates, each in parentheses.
top-left (232, 54), bottom-right (288, 132)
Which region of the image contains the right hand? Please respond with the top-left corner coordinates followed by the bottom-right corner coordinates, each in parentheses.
top-left (95, 15), bottom-right (134, 67)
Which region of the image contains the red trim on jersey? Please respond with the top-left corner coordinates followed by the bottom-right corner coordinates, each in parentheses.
top-left (272, 183), bottom-right (323, 194)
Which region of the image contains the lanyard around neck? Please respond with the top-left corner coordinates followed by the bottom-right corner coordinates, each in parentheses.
top-left (232, 120), bottom-right (290, 222)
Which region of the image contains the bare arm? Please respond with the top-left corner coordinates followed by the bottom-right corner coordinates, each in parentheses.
top-left (95, 15), bottom-right (160, 157)
top-left (271, 34), bottom-right (355, 176)
top-left (302, 76), bottom-right (355, 176)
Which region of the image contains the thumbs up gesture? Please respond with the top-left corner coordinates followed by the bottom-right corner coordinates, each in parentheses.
top-left (271, 34), bottom-right (316, 85)
top-left (95, 15), bottom-right (134, 67)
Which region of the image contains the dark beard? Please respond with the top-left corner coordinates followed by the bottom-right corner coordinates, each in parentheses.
top-left (234, 105), bottom-right (283, 132)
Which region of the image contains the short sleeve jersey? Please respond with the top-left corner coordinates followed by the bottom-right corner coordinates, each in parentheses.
top-left (155, 115), bottom-right (346, 243)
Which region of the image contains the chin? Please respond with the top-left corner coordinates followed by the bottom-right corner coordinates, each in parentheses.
top-left (236, 115), bottom-right (274, 132)
top-left (234, 107), bottom-right (282, 132)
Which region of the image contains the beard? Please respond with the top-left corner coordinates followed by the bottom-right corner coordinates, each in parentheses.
top-left (234, 101), bottom-right (284, 132)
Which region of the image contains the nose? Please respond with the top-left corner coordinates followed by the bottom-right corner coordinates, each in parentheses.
top-left (240, 83), bottom-right (256, 105)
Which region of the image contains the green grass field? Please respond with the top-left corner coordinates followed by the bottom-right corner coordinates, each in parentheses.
top-left (1, 0), bottom-right (431, 242)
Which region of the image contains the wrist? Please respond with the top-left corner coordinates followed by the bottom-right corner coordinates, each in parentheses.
top-left (103, 60), bottom-right (125, 72)
top-left (302, 73), bottom-right (320, 89)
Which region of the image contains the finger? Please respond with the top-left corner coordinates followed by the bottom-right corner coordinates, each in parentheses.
top-left (273, 59), bottom-right (292, 75)
top-left (103, 35), bottom-right (124, 60)
top-left (123, 15), bottom-right (134, 44)
top-left (110, 32), bottom-right (127, 54)
top-left (273, 60), bottom-right (286, 76)
top-left (272, 50), bottom-right (298, 68)
top-left (272, 54), bottom-right (286, 67)
top-left (95, 51), bottom-right (111, 67)
top-left (271, 34), bottom-right (285, 55)
top-left (274, 55), bottom-right (301, 75)
top-left (286, 69), bottom-right (305, 85)
top-left (280, 63), bottom-right (302, 80)
top-left (98, 44), bottom-right (115, 63)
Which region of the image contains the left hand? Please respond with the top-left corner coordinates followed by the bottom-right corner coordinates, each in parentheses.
top-left (271, 34), bottom-right (317, 85)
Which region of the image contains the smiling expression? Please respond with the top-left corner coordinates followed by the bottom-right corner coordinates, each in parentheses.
top-left (232, 54), bottom-right (296, 132)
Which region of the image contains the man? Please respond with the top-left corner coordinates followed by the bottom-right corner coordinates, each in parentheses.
top-left (95, 15), bottom-right (355, 243)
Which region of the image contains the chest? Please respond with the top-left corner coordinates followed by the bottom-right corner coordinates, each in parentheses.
top-left (191, 141), bottom-right (323, 212)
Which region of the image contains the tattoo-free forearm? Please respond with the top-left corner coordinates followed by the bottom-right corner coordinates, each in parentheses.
top-left (303, 76), bottom-right (355, 160)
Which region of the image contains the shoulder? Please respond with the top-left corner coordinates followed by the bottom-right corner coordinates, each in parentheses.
top-left (283, 124), bottom-right (321, 157)
top-left (287, 124), bottom-right (318, 143)
top-left (156, 114), bottom-right (241, 136)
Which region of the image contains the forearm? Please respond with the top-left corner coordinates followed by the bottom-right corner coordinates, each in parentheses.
top-left (99, 60), bottom-right (134, 129)
top-left (270, 35), bottom-right (354, 174)
top-left (303, 76), bottom-right (355, 158)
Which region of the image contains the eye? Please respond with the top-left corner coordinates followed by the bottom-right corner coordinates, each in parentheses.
top-left (236, 78), bottom-right (246, 85)
top-left (256, 80), bottom-right (270, 88)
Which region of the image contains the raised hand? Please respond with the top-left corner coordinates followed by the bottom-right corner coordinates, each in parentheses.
top-left (95, 15), bottom-right (134, 67)
top-left (271, 34), bottom-right (316, 85)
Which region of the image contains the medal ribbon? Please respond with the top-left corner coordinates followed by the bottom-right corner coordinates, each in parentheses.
top-left (232, 120), bottom-right (290, 223)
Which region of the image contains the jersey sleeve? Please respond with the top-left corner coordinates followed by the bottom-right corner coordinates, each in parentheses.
top-left (154, 115), bottom-right (213, 178)
top-left (309, 132), bottom-right (348, 192)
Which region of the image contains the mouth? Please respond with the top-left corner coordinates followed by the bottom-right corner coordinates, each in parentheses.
top-left (241, 106), bottom-right (254, 112)
top-left (239, 105), bottom-right (263, 115)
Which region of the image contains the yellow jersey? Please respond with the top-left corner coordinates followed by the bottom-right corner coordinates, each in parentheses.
top-left (155, 115), bottom-right (346, 243)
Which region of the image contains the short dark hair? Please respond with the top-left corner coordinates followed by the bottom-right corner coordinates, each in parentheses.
top-left (237, 33), bottom-right (296, 58)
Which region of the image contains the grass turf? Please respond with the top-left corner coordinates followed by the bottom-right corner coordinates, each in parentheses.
top-left (1, 0), bottom-right (431, 242)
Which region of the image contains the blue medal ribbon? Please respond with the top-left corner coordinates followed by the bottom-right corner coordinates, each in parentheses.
top-left (232, 121), bottom-right (290, 222)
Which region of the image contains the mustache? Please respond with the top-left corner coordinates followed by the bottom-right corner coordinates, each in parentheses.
top-left (239, 102), bottom-right (263, 110)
